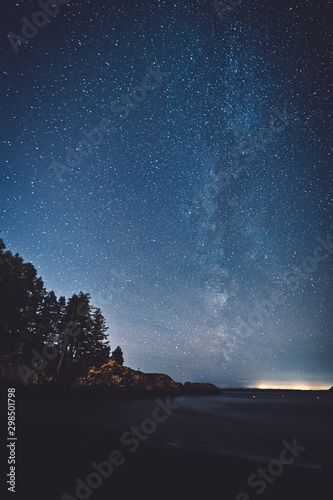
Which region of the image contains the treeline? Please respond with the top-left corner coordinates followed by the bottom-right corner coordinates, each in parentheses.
top-left (0, 237), bottom-right (123, 383)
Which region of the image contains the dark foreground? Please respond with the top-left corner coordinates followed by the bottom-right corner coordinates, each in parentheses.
top-left (1, 386), bottom-right (332, 500)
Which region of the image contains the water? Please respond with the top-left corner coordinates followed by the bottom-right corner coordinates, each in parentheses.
top-left (64, 389), bottom-right (333, 469)
top-left (166, 391), bottom-right (333, 468)
top-left (15, 389), bottom-right (333, 500)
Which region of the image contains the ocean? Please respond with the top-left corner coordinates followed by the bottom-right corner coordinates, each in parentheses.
top-left (76, 389), bottom-right (333, 469)
top-left (7, 388), bottom-right (333, 500)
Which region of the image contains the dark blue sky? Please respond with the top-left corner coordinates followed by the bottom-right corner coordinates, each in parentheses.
top-left (1, 0), bottom-right (332, 387)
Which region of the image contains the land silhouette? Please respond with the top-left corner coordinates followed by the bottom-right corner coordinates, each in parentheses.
top-left (1, 238), bottom-right (332, 500)
top-left (0, 237), bottom-right (217, 394)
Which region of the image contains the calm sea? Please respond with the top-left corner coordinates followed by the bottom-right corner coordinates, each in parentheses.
top-left (66, 389), bottom-right (333, 469)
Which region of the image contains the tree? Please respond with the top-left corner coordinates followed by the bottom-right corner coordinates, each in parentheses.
top-left (0, 238), bottom-right (5, 253)
top-left (0, 239), bottom-right (46, 359)
top-left (0, 236), bottom-right (124, 383)
top-left (56, 292), bottom-right (93, 377)
top-left (111, 346), bottom-right (124, 366)
top-left (90, 308), bottom-right (110, 367)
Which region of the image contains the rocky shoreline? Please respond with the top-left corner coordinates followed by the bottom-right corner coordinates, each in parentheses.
top-left (0, 359), bottom-right (219, 395)
top-left (74, 360), bottom-right (220, 395)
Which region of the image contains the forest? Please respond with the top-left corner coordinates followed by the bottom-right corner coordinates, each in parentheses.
top-left (0, 237), bottom-right (123, 384)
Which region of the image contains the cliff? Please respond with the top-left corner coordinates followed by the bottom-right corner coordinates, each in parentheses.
top-left (0, 355), bottom-right (219, 394)
top-left (74, 360), bottom-right (219, 394)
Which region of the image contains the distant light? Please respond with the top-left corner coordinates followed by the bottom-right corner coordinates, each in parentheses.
top-left (254, 381), bottom-right (330, 390)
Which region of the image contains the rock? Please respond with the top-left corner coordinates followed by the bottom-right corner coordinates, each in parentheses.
top-left (184, 382), bottom-right (220, 395)
top-left (1, 354), bottom-right (220, 395)
top-left (74, 360), bottom-right (219, 394)
top-left (74, 360), bottom-right (183, 392)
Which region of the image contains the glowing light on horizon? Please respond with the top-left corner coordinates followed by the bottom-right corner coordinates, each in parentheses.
top-left (252, 381), bottom-right (330, 390)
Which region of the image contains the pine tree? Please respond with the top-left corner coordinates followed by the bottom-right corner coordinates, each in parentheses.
top-left (111, 345), bottom-right (124, 366)
top-left (39, 291), bottom-right (59, 344)
top-left (57, 292), bottom-right (94, 377)
top-left (0, 237), bottom-right (125, 383)
top-left (56, 296), bottom-right (67, 342)
top-left (90, 308), bottom-right (110, 367)
top-left (0, 239), bottom-right (46, 359)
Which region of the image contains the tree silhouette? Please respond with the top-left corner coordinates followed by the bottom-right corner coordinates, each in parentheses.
top-left (0, 237), bottom-right (120, 383)
top-left (111, 346), bottom-right (124, 366)
top-left (90, 308), bottom-right (110, 366)
top-left (0, 238), bottom-right (45, 358)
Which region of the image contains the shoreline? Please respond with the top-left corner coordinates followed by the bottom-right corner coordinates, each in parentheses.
top-left (14, 410), bottom-right (329, 500)
top-left (0, 380), bottom-right (221, 398)
top-left (1, 384), bottom-right (331, 500)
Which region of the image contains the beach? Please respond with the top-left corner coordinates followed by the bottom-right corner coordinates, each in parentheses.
top-left (3, 386), bottom-right (332, 500)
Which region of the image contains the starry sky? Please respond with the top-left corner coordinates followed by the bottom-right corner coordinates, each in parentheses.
top-left (1, 0), bottom-right (332, 388)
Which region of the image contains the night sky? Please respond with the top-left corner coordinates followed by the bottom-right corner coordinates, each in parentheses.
top-left (1, 0), bottom-right (332, 388)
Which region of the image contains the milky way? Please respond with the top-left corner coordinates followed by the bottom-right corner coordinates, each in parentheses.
top-left (1, 0), bottom-right (332, 387)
